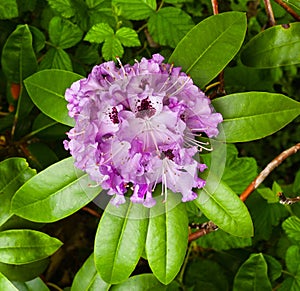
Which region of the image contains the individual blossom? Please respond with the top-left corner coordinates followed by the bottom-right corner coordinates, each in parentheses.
top-left (64, 54), bottom-right (223, 207)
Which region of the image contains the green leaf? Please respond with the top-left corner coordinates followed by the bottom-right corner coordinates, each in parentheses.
top-left (282, 216), bottom-right (300, 245)
top-left (1, 24), bottom-right (38, 83)
top-left (202, 144), bottom-right (257, 194)
top-left (84, 23), bottom-right (114, 44)
top-left (11, 157), bottom-right (101, 222)
top-left (20, 277), bottom-right (50, 291)
top-left (111, 274), bottom-right (170, 290)
top-left (39, 47), bottom-right (73, 71)
top-left (0, 272), bottom-right (18, 291)
top-left (195, 174), bottom-right (254, 237)
top-left (246, 192), bottom-right (288, 242)
top-left (233, 253), bottom-right (272, 291)
top-left (169, 11), bottom-right (246, 88)
top-left (0, 158), bottom-right (36, 227)
top-left (24, 69), bottom-right (83, 126)
top-left (263, 254), bottom-right (282, 282)
top-left (47, 0), bottom-right (75, 18)
top-left (102, 37), bottom-right (124, 61)
top-left (0, 258), bottom-right (49, 282)
top-left (0, 229), bottom-right (62, 264)
top-left (279, 245), bottom-right (300, 291)
top-left (241, 23), bottom-right (300, 68)
top-left (184, 259), bottom-right (228, 291)
top-left (148, 7), bottom-right (194, 48)
top-left (196, 229), bottom-right (252, 251)
top-left (71, 253), bottom-right (111, 291)
top-left (0, 0), bottom-right (18, 20)
top-left (29, 26), bottom-right (46, 53)
top-left (283, 0), bottom-right (300, 10)
top-left (49, 16), bottom-right (83, 49)
top-left (116, 27), bottom-right (140, 47)
top-left (145, 194), bottom-right (188, 284)
top-left (112, 0), bottom-right (156, 20)
top-left (212, 92), bottom-right (300, 143)
top-left (94, 201), bottom-right (148, 284)
top-left (86, 0), bottom-right (105, 9)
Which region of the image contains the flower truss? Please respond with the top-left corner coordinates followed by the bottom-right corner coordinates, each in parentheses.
top-left (64, 54), bottom-right (223, 207)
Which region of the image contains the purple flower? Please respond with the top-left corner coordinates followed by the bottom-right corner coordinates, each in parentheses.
top-left (64, 54), bottom-right (223, 207)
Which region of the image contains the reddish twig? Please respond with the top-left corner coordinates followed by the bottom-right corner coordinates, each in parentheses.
top-left (279, 192), bottom-right (300, 205)
top-left (188, 221), bottom-right (218, 242)
top-left (211, 0), bottom-right (219, 14)
top-left (240, 143), bottom-right (300, 202)
top-left (273, 0), bottom-right (300, 21)
top-left (264, 0), bottom-right (276, 26)
top-left (82, 206), bottom-right (101, 218)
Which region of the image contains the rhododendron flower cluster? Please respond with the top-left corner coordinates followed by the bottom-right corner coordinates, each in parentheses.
top-left (64, 54), bottom-right (223, 207)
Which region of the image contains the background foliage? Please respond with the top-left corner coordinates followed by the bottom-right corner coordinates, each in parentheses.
top-left (1, 0), bottom-right (300, 290)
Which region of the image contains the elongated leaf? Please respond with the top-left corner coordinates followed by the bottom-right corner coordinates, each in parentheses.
top-left (148, 7), bottom-right (194, 48)
top-left (0, 272), bottom-right (17, 291)
top-left (24, 70), bottom-right (83, 126)
top-left (241, 23), bottom-right (300, 68)
top-left (195, 174), bottom-right (253, 237)
top-left (146, 194), bottom-right (188, 285)
top-left (233, 253), bottom-right (272, 291)
top-left (72, 253), bottom-right (110, 291)
top-left (111, 274), bottom-right (170, 290)
top-left (0, 229), bottom-right (62, 265)
top-left (112, 0), bottom-right (156, 20)
top-left (282, 216), bottom-right (300, 244)
top-left (212, 92), bottom-right (300, 143)
top-left (0, 258), bottom-right (49, 282)
top-left (169, 11), bottom-right (246, 88)
top-left (11, 157), bottom-right (101, 222)
top-left (0, 158), bottom-right (36, 227)
top-left (19, 277), bottom-right (50, 291)
top-left (94, 201), bottom-right (148, 284)
top-left (49, 16), bottom-right (83, 49)
top-left (1, 24), bottom-right (37, 83)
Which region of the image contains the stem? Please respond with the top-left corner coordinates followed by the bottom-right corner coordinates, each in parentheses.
top-left (81, 206), bottom-right (101, 218)
top-left (211, 0), bottom-right (219, 14)
top-left (188, 221), bottom-right (218, 242)
top-left (273, 0), bottom-right (300, 21)
top-left (240, 143), bottom-right (300, 202)
top-left (177, 242), bottom-right (194, 284)
top-left (264, 0), bottom-right (276, 26)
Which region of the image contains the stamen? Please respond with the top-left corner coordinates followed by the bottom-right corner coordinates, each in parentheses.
top-left (168, 76), bottom-right (191, 96)
top-left (184, 136), bottom-right (213, 151)
top-left (67, 130), bottom-right (85, 137)
top-left (116, 57), bottom-right (127, 77)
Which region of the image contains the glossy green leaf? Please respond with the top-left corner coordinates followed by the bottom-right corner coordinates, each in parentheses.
top-left (116, 27), bottom-right (141, 47)
top-left (146, 194), bottom-right (188, 284)
top-left (148, 7), bottom-right (194, 48)
top-left (233, 253), bottom-right (272, 291)
top-left (49, 16), bottom-right (83, 49)
top-left (0, 158), bottom-right (36, 227)
top-left (84, 23), bottom-right (114, 44)
top-left (0, 272), bottom-right (17, 291)
top-left (0, 229), bottom-right (62, 264)
top-left (282, 216), bottom-right (300, 244)
top-left (195, 174), bottom-right (253, 237)
top-left (279, 245), bottom-right (300, 291)
top-left (39, 47), bottom-right (73, 71)
top-left (11, 157), bottom-right (101, 222)
top-left (241, 23), bottom-right (300, 68)
top-left (29, 26), bottom-right (46, 53)
top-left (169, 11), bottom-right (246, 88)
top-left (0, 0), bottom-right (18, 20)
top-left (17, 277), bottom-right (50, 291)
top-left (0, 258), bottom-right (49, 282)
top-left (71, 253), bottom-right (110, 291)
top-left (102, 37), bottom-right (124, 61)
top-left (47, 0), bottom-right (75, 18)
top-left (95, 201), bottom-right (148, 284)
top-left (24, 70), bottom-right (83, 126)
top-left (112, 0), bottom-right (156, 20)
top-left (1, 24), bottom-right (37, 83)
top-left (212, 92), bottom-right (300, 142)
top-left (111, 274), bottom-right (170, 290)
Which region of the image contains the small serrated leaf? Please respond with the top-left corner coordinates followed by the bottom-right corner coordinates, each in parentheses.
top-left (0, 0), bottom-right (18, 20)
top-left (148, 7), bottom-right (194, 48)
top-left (47, 0), bottom-right (75, 18)
top-left (39, 47), bottom-right (73, 71)
top-left (84, 23), bottom-right (114, 44)
top-left (102, 37), bottom-right (124, 61)
top-left (116, 27), bottom-right (140, 47)
top-left (282, 216), bottom-right (300, 244)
